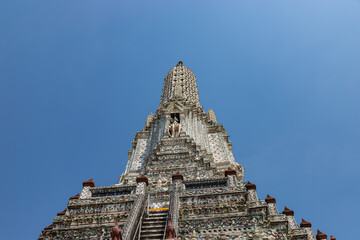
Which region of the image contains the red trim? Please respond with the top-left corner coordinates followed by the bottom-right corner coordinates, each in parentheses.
top-left (265, 194), bottom-right (276, 203)
top-left (282, 206), bottom-right (294, 216)
top-left (83, 178), bottom-right (95, 187)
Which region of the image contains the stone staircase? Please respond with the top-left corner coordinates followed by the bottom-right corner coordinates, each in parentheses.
top-left (139, 210), bottom-right (168, 240)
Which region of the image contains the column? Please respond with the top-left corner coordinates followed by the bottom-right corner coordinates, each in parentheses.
top-left (171, 172), bottom-right (184, 235)
top-left (282, 207), bottom-right (298, 230)
top-left (265, 195), bottom-right (278, 215)
top-left (225, 167), bottom-right (237, 187)
top-left (79, 179), bottom-right (95, 199)
top-left (300, 219), bottom-right (316, 240)
top-left (245, 181), bottom-right (258, 202)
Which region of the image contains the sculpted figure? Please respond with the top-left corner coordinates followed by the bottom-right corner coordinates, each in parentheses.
top-left (168, 117), bottom-right (182, 138)
top-left (190, 230), bottom-right (198, 240)
top-left (166, 219), bottom-right (176, 239)
top-left (156, 173), bottom-right (167, 188)
top-left (110, 221), bottom-right (122, 240)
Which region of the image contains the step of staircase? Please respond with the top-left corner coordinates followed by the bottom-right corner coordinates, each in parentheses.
top-left (141, 225), bottom-right (164, 229)
top-left (142, 219), bottom-right (166, 224)
top-left (139, 210), bottom-right (168, 240)
top-left (143, 216), bottom-right (167, 220)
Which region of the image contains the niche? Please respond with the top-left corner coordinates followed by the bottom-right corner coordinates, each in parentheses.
top-left (170, 113), bottom-right (180, 123)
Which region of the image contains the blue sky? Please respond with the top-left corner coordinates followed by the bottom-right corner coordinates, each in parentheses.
top-left (1, 0), bottom-right (359, 239)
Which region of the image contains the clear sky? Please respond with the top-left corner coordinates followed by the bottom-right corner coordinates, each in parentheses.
top-left (1, 0), bottom-right (359, 239)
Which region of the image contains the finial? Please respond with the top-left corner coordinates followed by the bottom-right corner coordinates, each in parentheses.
top-left (177, 61), bottom-right (183, 66)
top-left (282, 206), bottom-right (294, 216)
top-left (265, 194), bottom-right (276, 203)
top-left (316, 230), bottom-right (327, 240)
top-left (300, 218), bottom-right (311, 228)
top-left (245, 181), bottom-right (256, 190)
top-left (82, 178), bottom-right (95, 188)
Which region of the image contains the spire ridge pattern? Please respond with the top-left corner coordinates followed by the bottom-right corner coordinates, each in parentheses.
top-left (160, 62), bottom-right (200, 107)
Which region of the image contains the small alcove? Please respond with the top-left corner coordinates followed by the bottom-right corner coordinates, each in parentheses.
top-left (170, 113), bottom-right (180, 123)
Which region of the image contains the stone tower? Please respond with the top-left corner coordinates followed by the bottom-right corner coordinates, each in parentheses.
top-left (39, 62), bottom-right (333, 240)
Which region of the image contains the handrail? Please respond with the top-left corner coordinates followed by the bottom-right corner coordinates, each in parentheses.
top-left (132, 207), bottom-right (145, 240)
top-left (147, 191), bottom-right (150, 215)
top-left (162, 190), bottom-right (172, 240)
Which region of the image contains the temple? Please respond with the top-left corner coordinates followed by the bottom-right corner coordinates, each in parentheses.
top-left (39, 61), bottom-right (334, 240)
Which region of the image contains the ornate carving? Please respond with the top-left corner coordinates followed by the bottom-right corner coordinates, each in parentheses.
top-left (110, 221), bottom-right (123, 240)
top-left (168, 119), bottom-right (182, 138)
top-left (166, 219), bottom-right (176, 239)
top-left (207, 109), bottom-right (217, 124)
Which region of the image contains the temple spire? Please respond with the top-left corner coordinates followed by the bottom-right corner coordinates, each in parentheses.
top-left (160, 61), bottom-right (200, 107)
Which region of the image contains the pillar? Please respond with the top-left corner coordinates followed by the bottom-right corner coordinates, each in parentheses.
top-left (80, 179), bottom-right (95, 199)
top-left (282, 207), bottom-right (298, 230)
top-left (245, 181), bottom-right (258, 202)
top-left (225, 167), bottom-right (237, 187)
top-left (300, 219), bottom-right (316, 240)
top-left (265, 195), bottom-right (278, 215)
top-left (171, 172), bottom-right (184, 235)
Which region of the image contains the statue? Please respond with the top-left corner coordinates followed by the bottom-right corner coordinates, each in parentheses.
top-left (165, 218), bottom-right (176, 240)
top-left (156, 173), bottom-right (167, 188)
top-left (190, 230), bottom-right (198, 240)
top-left (110, 221), bottom-right (122, 240)
top-left (168, 117), bottom-right (182, 138)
